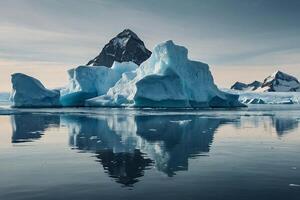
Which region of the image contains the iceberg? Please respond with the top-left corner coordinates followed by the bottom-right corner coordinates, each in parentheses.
top-left (86, 40), bottom-right (244, 108)
top-left (60, 62), bottom-right (138, 106)
top-left (10, 73), bottom-right (61, 107)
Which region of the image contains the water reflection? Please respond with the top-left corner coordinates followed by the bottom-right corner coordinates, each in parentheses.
top-left (236, 115), bottom-right (299, 136)
top-left (63, 115), bottom-right (228, 179)
top-left (134, 115), bottom-right (225, 176)
top-left (11, 114), bottom-right (60, 143)
top-left (95, 150), bottom-right (153, 186)
top-left (9, 112), bottom-right (300, 186)
top-left (272, 117), bottom-right (299, 136)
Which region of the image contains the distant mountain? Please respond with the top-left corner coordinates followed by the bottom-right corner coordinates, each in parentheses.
top-left (231, 81), bottom-right (262, 91)
top-left (231, 70), bottom-right (300, 92)
top-left (258, 71), bottom-right (300, 92)
top-left (87, 29), bottom-right (151, 67)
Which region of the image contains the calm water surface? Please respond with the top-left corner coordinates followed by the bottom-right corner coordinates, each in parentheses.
top-left (0, 107), bottom-right (300, 200)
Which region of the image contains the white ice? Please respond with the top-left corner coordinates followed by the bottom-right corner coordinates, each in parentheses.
top-left (60, 61), bottom-right (138, 106)
top-left (10, 73), bottom-right (61, 107)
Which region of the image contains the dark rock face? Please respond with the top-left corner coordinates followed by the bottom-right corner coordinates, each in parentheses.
top-left (87, 29), bottom-right (151, 67)
top-left (230, 81), bottom-right (262, 91)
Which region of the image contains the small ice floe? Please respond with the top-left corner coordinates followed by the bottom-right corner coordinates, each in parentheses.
top-left (149, 129), bottom-right (157, 132)
top-left (170, 120), bottom-right (192, 126)
top-left (289, 184), bottom-right (300, 187)
top-left (90, 136), bottom-right (98, 140)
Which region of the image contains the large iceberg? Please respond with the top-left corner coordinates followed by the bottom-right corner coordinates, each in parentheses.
top-left (60, 62), bottom-right (138, 106)
top-left (10, 73), bottom-right (61, 107)
top-left (86, 40), bottom-right (244, 108)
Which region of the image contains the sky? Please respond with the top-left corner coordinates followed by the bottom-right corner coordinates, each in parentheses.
top-left (0, 0), bottom-right (300, 92)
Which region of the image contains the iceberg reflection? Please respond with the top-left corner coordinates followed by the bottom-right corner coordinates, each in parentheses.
top-left (11, 114), bottom-right (60, 143)
top-left (9, 111), bottom-right (299, 186)
top-left (64, 115), bottom-right (228, 179)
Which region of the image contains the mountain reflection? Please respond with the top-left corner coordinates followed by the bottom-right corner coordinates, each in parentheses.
top-left (272, 117), bottom-right (299, 136)
top-left (236, 114), bottom-right (299, 136)
top-left (95, 150), bottom-right (153, 186)
top-left (11, 114), bottom-right (60, 143)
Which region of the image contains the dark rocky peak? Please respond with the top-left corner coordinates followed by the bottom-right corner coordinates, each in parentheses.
top-left (230, 81), bottom-right (262, 91)
top-left (87, 29), bottom-right (151, 67)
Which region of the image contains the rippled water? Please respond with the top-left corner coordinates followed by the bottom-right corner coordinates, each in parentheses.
top-left (0, 107), bottom-right (300, 200)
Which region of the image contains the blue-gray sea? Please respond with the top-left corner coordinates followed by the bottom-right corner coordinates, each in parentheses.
top-left (0, 105), bottom-right (300, 200)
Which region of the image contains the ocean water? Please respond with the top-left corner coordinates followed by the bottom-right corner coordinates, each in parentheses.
top-left (0, 106), bottom-right (300, 200)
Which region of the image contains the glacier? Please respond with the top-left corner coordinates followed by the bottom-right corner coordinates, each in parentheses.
top-left (60, 62), bottom-right (138, 106)
top-left (10, 73), bottom-right (61, 107)
top-left (223, 89), bottom-right (300, 104)
top-left (85, 40), bottom-right (244, 108)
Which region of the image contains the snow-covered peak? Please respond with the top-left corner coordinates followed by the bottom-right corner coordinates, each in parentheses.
top-left (231, 70), bottom-right (300, 92)
top-left (259, 70), bottom-right (300, 92)
top-left (263, 70), bottom-right (299, 85)
top-left (87, 29), bottom-right (151, 67)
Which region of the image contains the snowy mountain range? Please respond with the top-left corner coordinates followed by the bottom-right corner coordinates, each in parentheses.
top-left (87, 29), bottom-right (152, 67)
top-left (231, 71), bottom-right (300, 92)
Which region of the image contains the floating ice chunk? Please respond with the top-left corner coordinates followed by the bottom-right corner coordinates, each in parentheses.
top-left (10, 73), bottom-right (61, 107)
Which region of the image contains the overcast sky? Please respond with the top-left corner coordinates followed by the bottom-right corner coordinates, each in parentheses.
top-left (1, 0), bottom-right (300, 92)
